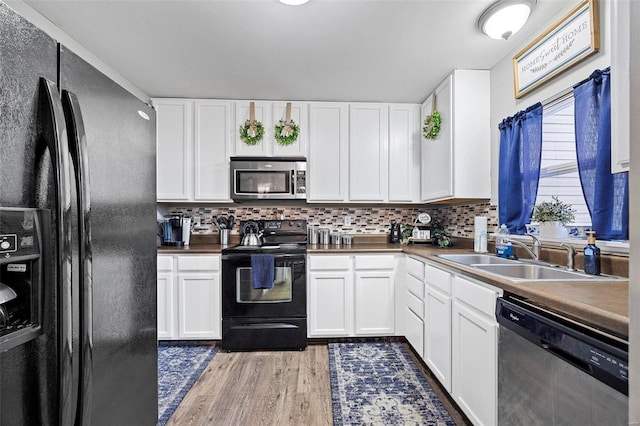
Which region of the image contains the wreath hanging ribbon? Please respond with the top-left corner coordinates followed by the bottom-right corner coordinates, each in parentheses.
top-left (423, 92), bottom-right (441, 140)
top-left (239, 101), bottom-right (264, 145)
top-left (274, 102), bottom-right (300, 146)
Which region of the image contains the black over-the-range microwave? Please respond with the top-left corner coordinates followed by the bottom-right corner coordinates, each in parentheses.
top-left (230, 157), bottom-right (306, 201)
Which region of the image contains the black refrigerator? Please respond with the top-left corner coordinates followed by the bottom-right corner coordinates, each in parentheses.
top-left (0, 3), bottom-right (158, 425)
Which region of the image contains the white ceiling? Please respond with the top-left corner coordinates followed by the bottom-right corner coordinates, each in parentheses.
top-left (24, 0), bottom-right (574, 103)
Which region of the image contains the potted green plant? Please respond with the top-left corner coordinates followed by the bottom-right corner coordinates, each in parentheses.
top-left (430, 218), bottom-right (452, 247)
top-left (531, 196), bottom-right (576, 238)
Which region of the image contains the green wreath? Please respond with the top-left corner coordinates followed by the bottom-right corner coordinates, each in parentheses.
top-left (239, 119), bottom-right (264, 145)
top-left (274, 119), bottom-right (300, 146)
top-left (423, 110), bottom-right (442, 140)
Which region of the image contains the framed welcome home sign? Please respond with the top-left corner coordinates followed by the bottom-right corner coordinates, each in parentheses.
top-left (513, 0), bottom-right (600, 98)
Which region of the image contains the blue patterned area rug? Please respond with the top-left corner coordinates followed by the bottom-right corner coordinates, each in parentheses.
top-left (329, 341), bottom-right (456, 425)
top-left (157, 341), bottom-right (218, 426)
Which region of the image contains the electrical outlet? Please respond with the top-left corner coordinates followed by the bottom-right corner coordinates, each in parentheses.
top-left (344, 215), bottom-right (352, 226)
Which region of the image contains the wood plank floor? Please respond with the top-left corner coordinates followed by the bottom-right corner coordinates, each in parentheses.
top-left (167, 342), bottom-right (470, 425)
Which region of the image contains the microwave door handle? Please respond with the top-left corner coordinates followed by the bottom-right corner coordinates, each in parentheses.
top-left (62, 89), bottom-right (94, 426)
top-left (38, 77), bottom-right (76, 426)
top-left (291, 171), bottom-right (295, 195)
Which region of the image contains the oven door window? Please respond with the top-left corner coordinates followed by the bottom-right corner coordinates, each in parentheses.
top-left (235, 171), bottom-right (291, 195)
top-left (236, 266), bottom-right (292, 303)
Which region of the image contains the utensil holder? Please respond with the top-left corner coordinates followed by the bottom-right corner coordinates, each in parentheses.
top-left (219, 229), bottom-right (230, 245)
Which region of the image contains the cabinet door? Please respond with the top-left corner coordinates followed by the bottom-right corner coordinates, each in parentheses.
top-left (354, 270), bottom-right (395, 335)
top-left (177, 273), bottom-right (221, 339)
top-left (424, 285), bottom-right (451, 392)
top-left (611, 0), bottom-right (630, 173)
top-left (308, 270), bottom-right (353, 337)
top-left (404, 291), bottom-right (424, 358)
top-left (234, 101), bottom-right (270, 156)
top-left (389, 104), bottom-right (420, 202)
top-left (157, 271), bottom-right (175, 339)
top-left (194, 100), bottom-right (232, 201)
top-left (271, 102), bottom-right (307, 157)
top-left (421, 76), bottom-right (453, 201)
top-left (308, 103), bottom-right (349, 202)
top-left (155, 99), bottom-right (192, 200)
top-left (452, 301), bottom-right (498, 426)
top-left (349, 104), bottom-right (388, 201)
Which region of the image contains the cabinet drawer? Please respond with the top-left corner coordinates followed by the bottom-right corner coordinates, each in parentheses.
top-left (406, 257), bottom-right (425, 280)
top-left (453, 275), bottom-right (498, 317)
top-left (406, 274), bottom-right (424, 299)
top-left (354, 255), bottom-right (395, 270)
top-left (406, 291), bottom-right (424, 318)
top-left (309, 255), bottom-right (351, 271)
top-left (177, 255), bottom-right (220, 271)
top-left (425, 264), bottom-right (451, 295)
top-left (157, 255), bottom-right (174, 271)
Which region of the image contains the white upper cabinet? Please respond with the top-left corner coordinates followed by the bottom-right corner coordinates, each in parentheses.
top-left (194, 100), bottom-right (232, 200)
top-left (308, 103), bottom-right (349, 202)
top-left (234, 100), bottom-right (270, 157)
top-left (155, 99), bottom-right (192, 201)
top-left (270, 102), bottom-right (308, 157)
top-left (611, 0), bottom-right (630, 173)
top-left (349, 103), bottom-right (389, 202)
top-left (389, 104), bottom-right (421, 202)
top-left (421, 69), bottom-right (490, 202)
top-left (154, 98), bottom-right (232, 202)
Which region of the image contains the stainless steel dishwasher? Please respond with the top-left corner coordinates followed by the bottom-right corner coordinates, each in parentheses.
top-left (496, 295), bottom-right (628, 426)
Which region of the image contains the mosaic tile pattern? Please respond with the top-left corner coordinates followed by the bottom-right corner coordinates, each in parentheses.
top-left (165, 202), bottom-right (499, 238)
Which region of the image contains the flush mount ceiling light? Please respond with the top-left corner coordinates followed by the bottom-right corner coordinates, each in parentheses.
top-left (278, 0), bottom-right (310, 5)
top-left (477, 0), bottom-right (536, 40)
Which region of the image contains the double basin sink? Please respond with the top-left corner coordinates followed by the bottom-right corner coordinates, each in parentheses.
top-left (436, 254), bottom-right (615, 282)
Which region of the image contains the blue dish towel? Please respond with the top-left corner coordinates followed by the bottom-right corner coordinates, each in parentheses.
top-left (251, 254), bottom-right (274, 289)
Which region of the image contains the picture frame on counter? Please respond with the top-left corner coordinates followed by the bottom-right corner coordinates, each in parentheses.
top-left (513, 0), bottom-right (599, 99)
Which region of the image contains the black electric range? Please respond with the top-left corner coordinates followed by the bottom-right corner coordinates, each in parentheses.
top-left (220, 219), bottom-right (308, 351)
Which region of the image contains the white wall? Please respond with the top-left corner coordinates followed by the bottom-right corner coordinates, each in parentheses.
top-left (489, 0), bottom-right (612, 205)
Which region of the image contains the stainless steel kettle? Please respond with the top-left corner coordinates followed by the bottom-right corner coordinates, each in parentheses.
top-left (241, 231), bottom-right (263, 246)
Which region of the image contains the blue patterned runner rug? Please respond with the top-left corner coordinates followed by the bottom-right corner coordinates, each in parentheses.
top-left (329, 341), bottom-right (456, 425)
top-left (157, 341), bottom-right (218, 425)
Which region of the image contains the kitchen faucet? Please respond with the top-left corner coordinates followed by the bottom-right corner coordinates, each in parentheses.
top-left (560, 242), bottom-right (577, 271)
top-left (508, 233), bottom-right (541, 260)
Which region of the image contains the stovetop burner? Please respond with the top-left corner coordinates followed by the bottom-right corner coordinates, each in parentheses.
top-left (222, 243), bottom-right (306, 255)
top-left (223, 219), bottom-right (308, 255)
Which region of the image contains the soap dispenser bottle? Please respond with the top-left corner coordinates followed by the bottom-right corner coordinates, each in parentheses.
top-left (583, 231), bottom-right (601, 275)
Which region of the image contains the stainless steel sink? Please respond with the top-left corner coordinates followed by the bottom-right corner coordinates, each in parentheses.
top-left (436, 254), bottom-right (518, 266)
top-left (473, 264), bottom-right (599, 281)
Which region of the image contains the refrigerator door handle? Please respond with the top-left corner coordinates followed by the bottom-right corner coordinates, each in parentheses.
top-left (62, 89), bottom-right (94, 426)
top-left (38, 77), bottom-right (75, 426)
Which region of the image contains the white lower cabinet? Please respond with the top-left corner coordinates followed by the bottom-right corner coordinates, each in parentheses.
top-left (423, 263), bottom-right (452, 392)
top-left (403, 256), bottom-right (426, 357)
top-left (354, 269), bottom-right (395, 335)
top-left (452, 275), bottom-right (499, 426)
top-left (308, 254), bottom-right (396, 337)
top-left (308, 255), bottom-right (353, 336)
top-left (402, 255), bottom-right (500, 426)
top-left (157, 254), bottom-right (221, 340)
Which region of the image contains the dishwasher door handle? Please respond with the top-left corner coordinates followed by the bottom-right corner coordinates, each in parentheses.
top-left (540, 339), bottom-right (593, 375)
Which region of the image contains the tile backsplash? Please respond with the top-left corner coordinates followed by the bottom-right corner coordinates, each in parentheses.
top-left (165, 202), bottom-right (499, 238)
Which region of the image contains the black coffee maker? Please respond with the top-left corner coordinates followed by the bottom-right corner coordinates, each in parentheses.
top-left (389, 220), bottom-right (401, 244)
top-left (159, 214), bottom-right (185, 246)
